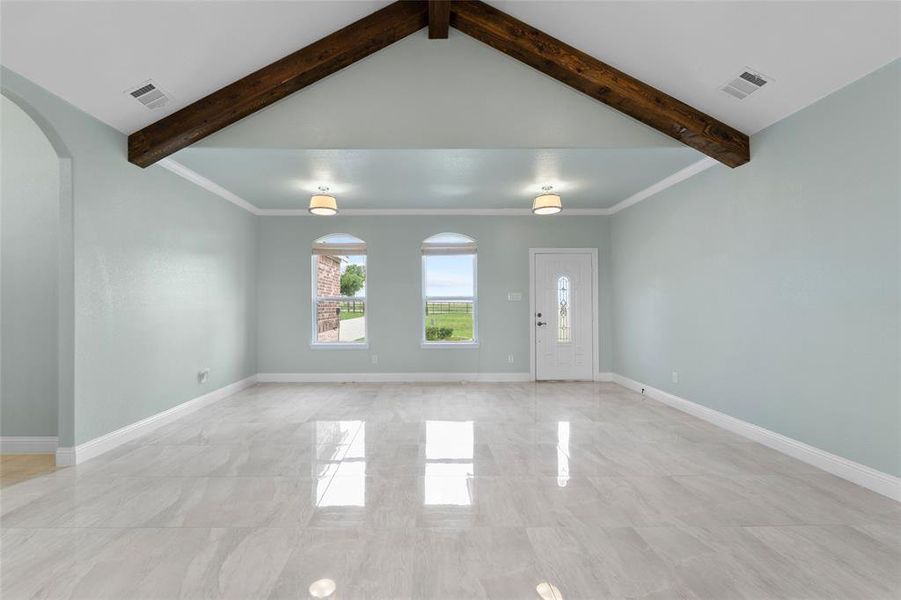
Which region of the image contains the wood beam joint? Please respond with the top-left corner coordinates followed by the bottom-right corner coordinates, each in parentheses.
top-left (127, 0), bottom-right (749, 169)
top-left (429, 1), bottom-right (451, 39)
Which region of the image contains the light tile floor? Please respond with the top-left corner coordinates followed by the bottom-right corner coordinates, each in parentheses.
top-left (1, 382), bottom-right (898, 599)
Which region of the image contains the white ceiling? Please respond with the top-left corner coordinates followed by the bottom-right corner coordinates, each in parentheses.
top-left (174, 147), bottom-right (702, 210)
top-left (192, 32), bottom-right (683, 150)
top-left (2, 0), bottom-right (897, 136)
top-left (1, 1), bottom-right (897, 212)
top-left (492, 0), bottom-right (900, 134)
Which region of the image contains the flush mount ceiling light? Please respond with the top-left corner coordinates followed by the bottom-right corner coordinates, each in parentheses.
top-left (532, 185), bottom-right (563, 215)
top-left (309, 186), bottom-right (338, 216)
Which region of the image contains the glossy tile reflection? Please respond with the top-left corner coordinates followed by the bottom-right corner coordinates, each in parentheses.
top-left (2, 382), bottom-right (899, 599)
top-left (557, 421), bottom-right (570, 488)
top-left (308, 577), bottom-right (336, 598)
top-left (536, 581), bottom-right (564, 600)
top-left (316, 421), bottom-right (365, 507)
top-left (425, 420), bottom-right (474, 460)
top-left (425, 421), bottom-right (474, 506)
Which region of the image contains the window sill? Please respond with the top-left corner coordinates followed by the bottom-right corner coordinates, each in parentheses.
top-left (420, 342), bottom-right (480, 349)
top-left (310, 343), bottom-right (369, 350)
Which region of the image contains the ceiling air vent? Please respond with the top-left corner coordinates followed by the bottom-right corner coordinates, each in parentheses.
top-left (126, 80), bottom-right (171, 111)
top-left (720, 69), bottom-right (770, 100)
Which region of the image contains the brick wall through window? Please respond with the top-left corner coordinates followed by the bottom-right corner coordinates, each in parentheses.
top-left (316, 255), bottom-right (341, 342)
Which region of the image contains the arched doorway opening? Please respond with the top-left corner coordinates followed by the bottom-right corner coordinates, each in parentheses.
top-left (1, 90), bottom-right (74, 468)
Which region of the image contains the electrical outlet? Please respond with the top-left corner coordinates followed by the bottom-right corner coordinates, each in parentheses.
top-left (507, 354), bottom-right (515, 363)
top-left (198, 369), bottom-right (210, 384)
top-left (672, 370), bottom-right (679, 383)
top-left (371, 354), bottom-right (378, 365)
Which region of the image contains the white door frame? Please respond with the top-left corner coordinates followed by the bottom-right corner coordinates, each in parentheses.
top-left (529, 248), bottom-right (599, 382)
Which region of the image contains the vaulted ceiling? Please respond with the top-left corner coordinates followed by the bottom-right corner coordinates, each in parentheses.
top-left (169, 31), bottom-right (703, 211)
top-left (2, 1), bottom-right (898, 212)
top-left (3, 1), bottom-right (895, 136)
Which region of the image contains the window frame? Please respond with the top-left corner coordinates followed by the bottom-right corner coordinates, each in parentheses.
top-left (310, 234), bottom-right (369, 350)
top-left (421, 234), bottom-right (479, 349)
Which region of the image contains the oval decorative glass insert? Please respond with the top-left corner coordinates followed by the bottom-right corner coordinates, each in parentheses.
top-left (557, 276), bottom-right (571, 343)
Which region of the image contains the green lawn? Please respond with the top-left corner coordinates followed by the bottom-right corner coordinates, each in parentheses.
top-left (339, 311), bottom-right (364, 321)
top-left (424, 312), bottom-right (473, 341)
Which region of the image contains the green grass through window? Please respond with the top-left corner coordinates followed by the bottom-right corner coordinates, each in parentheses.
top-left (424, 312), bottom-right (474, 341)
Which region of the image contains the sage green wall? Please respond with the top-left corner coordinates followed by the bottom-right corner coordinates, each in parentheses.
top-left (257, 216), bottom-right (613, 375)
top-left (610, 61), bottom-right (900, 476)
top-left (1, 95), bottom-right (59, 436)
top-left (4, 55), bottom-right (896, 483)
top-left (1, 67), bottom-right (258, 446)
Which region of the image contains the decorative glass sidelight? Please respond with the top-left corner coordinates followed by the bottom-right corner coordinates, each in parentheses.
top-left (557, 276), bottom-right (571, 342)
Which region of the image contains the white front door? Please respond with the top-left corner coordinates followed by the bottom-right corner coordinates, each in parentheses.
top-left (534, 252), bottom-right (594, 381)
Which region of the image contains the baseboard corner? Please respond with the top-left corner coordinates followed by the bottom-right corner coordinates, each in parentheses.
top-left (55, 447), bottom-right (76, 466)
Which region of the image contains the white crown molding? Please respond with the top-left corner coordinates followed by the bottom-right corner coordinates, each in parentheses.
top-left (157, 156), bottom-right (718, 217)
top-left (611, 373), bottom-right (901, 502)
top-left (55, 375), bottom-right (257, 466)
top-left (157, 158), bottom-right (261, 215)
top-left (0, 436), bottom-right (58, 454)
top-left (605, 157), bottom-right (719, 214)
top-left (256, 208), bottom-right (612, 216)
top-left (257, 372), bottom-right (531, 383)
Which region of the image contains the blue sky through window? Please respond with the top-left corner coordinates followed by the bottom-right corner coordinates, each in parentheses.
top-left (425, 255), bottom-right (474, 297)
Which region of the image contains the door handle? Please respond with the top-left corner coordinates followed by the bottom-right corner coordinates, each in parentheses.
top-left (537, 321), bottom-right (546, 327)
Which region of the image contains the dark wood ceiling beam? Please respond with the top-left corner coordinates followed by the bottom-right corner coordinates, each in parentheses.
top-left (128, 1), bottom-right (428, 167)
top-left (449, 1), bottom-right (749, 167)
top-left (429, 1), bottom-right (450, 39)
top-left (129, 0), bottom-right (750, 168)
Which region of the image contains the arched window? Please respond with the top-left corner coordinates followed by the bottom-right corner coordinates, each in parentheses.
top-left (312, 234), bottom-right (367, 347)
top-left (421, 233), bottom-right (477, 346)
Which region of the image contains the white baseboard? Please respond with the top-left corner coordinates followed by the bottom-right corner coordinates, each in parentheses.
top-left (257, 372), bottom-right (531, 383)
top-left (0, 436), bottom-right (58, 454)
top-left (612, 373), bottom-right (901, 502)
top-left (49, 369), bottom-right (896, 501)
top-left (54, 447), bottom-right (76, 466)
top-left (55, 375), bottom-right (258, 466)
